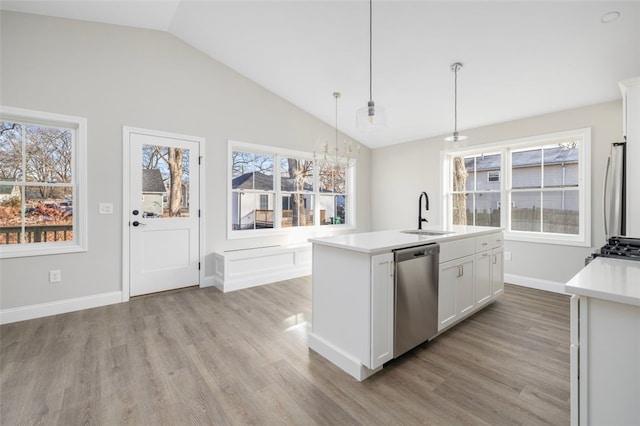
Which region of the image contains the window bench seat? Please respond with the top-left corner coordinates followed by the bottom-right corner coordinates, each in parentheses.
top-left (213, 243), bottom-right (312, 292)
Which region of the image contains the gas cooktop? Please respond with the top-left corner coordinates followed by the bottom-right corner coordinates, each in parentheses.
top-left (598, 237), bottom-right (640, 261)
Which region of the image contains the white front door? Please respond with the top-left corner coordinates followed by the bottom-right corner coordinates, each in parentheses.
top-left (126, 129), bottom-right (200, 297)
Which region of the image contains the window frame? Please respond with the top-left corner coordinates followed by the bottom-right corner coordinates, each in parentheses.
top-left (0, 106), bottom-right (87, 258)
top-left (441, 128), bottom-right (591, 247)
top-left (227, 140), bottom-right (356, 239)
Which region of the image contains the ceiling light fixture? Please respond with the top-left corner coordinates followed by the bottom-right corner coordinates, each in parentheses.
top-left (444, 62), bottom-right (468, 148)
top-left (600, 11), bottom-right (620, 24)
top-left (356, 0), bottom-right (387, 130)
top-left (315, 92), bottom-right (359, 170)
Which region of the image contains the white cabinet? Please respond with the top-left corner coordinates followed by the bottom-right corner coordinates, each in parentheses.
top-left (308, 245), bottom-right (394, 381)
top-left (620, 77), bottom-right (640, 237)
top-left (370, 252), bottom-right (394, 369)
top-left (438, 231), bottom-right (504, 332)
top-left (570, 294), bottom-right (640, 425)
top-left (438, 255), bottom-right (475, 331)
top-left (491, 247), bottom-right (504, 297)
top-left (475, 251), bottom-right (492, 307)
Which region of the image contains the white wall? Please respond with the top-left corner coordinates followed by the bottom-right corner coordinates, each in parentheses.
top-left (372, 101), bottom-right (623, 286)
top-left (0, 12), bottom-right (371, 314)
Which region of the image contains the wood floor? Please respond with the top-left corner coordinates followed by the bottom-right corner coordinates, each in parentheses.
top-left (1, 280), bottom-right (570, 425)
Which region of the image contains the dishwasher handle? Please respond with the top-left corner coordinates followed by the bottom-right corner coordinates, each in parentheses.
top-left (394, 244), bottom-right (439, 262)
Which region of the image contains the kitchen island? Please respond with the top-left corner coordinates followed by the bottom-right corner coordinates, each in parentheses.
top-left (565, 257), bottom-right (640, 426)
top-left (308, 225), bottom-right (504, 380)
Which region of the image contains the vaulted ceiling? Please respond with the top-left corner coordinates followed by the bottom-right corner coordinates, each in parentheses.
top-left (2, 1), bottom-right (639, 148)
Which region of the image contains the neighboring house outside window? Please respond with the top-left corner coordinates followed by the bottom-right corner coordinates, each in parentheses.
top-left (228, 141), bottom-right (355, 236)
top-left (443, 128), bottom-right (590, 247)
top-left (0, 106), bottom-right (87, 258)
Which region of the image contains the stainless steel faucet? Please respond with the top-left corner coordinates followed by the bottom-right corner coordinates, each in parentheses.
top-left (418, 192), bottom-right (429, 229)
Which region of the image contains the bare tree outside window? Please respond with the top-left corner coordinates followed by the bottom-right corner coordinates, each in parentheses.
top-left (141, 144), bottom-right (189, 218)
top-left (452, 156), bottom-right (468, 225)
top-left (0, 121), bottom-right (74, 244)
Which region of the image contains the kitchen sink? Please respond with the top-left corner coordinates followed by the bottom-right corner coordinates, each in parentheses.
top-left (401, 229), bottom-right (454, 236)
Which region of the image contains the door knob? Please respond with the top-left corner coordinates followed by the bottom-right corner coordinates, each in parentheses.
top-left (132, 221), bottom-right (146, 227)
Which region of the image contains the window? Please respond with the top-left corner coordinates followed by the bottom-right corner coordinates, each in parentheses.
top-left (0, 106), bottom-right (87, 258)
top-left (488, 171), bottom-right (500, 182)
top-left (228, 141), bottom-right (354, 236)
top-left (443, 129), bottom-right (590, 246)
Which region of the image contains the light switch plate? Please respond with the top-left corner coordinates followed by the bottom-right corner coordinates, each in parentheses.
top-left (99, 203), bottom-right (113, 215)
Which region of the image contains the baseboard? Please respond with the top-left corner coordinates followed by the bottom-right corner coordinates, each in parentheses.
top-left (505, 273), bottom-right (566, 294)
top-left (201, 275), bottom-right (216, 288)
top-left (308, 333), bottom-right (380, 381)
top-left (0, 291), bottom-right (123, 324)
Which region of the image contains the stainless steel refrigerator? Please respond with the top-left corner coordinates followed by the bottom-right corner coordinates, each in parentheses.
top-left (603, 141), bottom-right (626, 241)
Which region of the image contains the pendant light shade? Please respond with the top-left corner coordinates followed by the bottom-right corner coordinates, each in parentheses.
top-left (357, 0), bottom-right (387, 130)
top-left (444, 62), bottom-right (467, 147)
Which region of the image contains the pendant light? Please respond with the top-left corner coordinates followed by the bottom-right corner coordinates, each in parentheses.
top-left (356, 0), bottom-right (387, 130)
top-left (444, 62), bottom-right (468, 147)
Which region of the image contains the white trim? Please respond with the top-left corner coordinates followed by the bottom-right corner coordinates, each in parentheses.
top-left (308, 333), bottom-right (381, 381)
top-left (0, 106), bottom-right (88, 259)
top-left (505, 273), bottom-right (567, 294)
top-left (122, 126), bottom-right (205, 301)
top-left (0, 291), bottom-right (122, 324)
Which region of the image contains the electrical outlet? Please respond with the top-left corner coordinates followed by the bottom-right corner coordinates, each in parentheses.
top-left (49, 270), bottom-right (61, 283)
top-left (504, 251), bottom-right (512, 261)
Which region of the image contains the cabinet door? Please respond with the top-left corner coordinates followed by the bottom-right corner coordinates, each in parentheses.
top-left (491, 247), bottom-right (504, 297)
top-left (475, 251), bottom-right (492, 307)
top-left (457, 256), bottom-right (475, 316)
top-left (370, 252), bottom-right (394, 369)
top-left (438, 260), bottom-right (458, 331)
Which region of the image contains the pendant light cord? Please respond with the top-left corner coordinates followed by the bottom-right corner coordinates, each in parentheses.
top-left (335, 93), bottom-right (339, 145)
top-left (454, 67), bottom-right (458, 132)
top-left (369, 0), bottom-right (373, 102)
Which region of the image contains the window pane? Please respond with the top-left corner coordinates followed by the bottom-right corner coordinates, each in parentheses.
top-left (319, 164), bottom-right (345, 194)
top-left (542, 190), bottom-right (579, 234)
top-left (281, 194), bottom-right (314, 227)
top-left (543, 145), bottom-right (579, 187)
top-left (231, 152), bottom-right (274, 190)
top-left (0, 122), bottom-right (24, 181)
top-left (319, 194), bottom-right (346, 225)
top-left (141, 144), bottom-right (190, 218)
top-left (473, 192), bottom-right (501, 226)
top-left (25, 125), bottom-right (73, 184)
top-left (475, 154), bottom-right (501, 191)
top-left (511, 191), bottom-right (541, 232)
top-left (512, 148), bottom-right (542, 189)
top-left (231, 192), bottom-right (274, 230)
top-left (280, 157), bottom-right (313, 192)
top-left (21, 186), bottom-right (74, 243)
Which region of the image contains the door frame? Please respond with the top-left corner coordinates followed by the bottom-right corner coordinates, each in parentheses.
top-left (121, 126), bottom-right (205, 302)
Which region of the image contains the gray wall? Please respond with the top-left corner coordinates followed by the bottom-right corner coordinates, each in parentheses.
top-left (0, 12), bottom-right (371, 310)
top-left (372, 101), bottom-right (622, 285)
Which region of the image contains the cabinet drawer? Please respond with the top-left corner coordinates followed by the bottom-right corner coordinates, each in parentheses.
top-left (440, 238), bottom-right (475, 263)
top-left (476, 232), bottom-right (503, 251)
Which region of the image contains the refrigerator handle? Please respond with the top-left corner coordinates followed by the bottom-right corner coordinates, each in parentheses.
top-left (603, 156), bottom-right (611, 241)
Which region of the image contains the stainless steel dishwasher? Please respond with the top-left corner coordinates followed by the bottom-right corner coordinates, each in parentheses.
top-left (393, 243), bottom-right (439, 358)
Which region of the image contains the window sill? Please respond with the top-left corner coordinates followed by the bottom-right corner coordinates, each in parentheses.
top-left (0, 243), bottom-right (87, 259)
top-left (504, 231), bottom-right (590, 247)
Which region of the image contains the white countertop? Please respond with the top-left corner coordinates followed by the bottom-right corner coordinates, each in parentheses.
top-left (308, 225), bottom-right (500, 254)
top-left (565, 257), bottom-right (640, 307)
